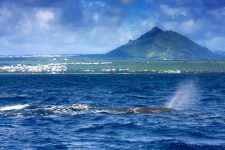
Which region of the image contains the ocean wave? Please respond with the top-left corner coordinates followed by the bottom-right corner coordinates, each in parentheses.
top-left (0, 103), bottom-right (93, 117)
top-left (0, 104), bottom-right (30, 111)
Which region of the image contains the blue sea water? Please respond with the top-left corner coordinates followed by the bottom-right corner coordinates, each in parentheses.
top-left (0, 74), bottom-right (225, 150)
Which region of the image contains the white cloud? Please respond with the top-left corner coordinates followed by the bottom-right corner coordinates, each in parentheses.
top-left (162, 19), bottom-right (202, 34)
top-left (0, 7), bottom-right (12, 25)
top-left (198, 36), bottom-right (225, 51)
top-left (139, 10), bottom-right (158, 32)
top-left (180, 19), bottom-right (202, 34)
top-left (83, 1), bottom-right (125, 26)
top-left (162, 21), bottom-right (178, 30)
top-left (93, 13), bottom-right (100, 22)
top-left (119, 0), bottom-right (136, 4)
top-left (15, 9), bottom-right (56, 35)
top-left (117, 26), bottom-right (135, 43)
top-left (87, 1), bottom-right (106, 8)
top-left (1, 0), bottom-right (225, 54)
top-left (160, 5), bottom-right (188, 18)
top-left (140, 20), bottom-right (156, 29)
top-left (35, 10), bottom-right (55, 30)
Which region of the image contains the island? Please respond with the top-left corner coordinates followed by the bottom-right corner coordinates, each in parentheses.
top-left (0, 27), bottom-right (224, 74)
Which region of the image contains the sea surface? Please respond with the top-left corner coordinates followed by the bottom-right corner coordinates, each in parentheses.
top-left (0, 74), bottom-right (225, 149)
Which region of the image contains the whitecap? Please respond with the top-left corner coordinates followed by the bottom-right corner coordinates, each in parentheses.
top-left (0, 104), bottom-right (30, 111)
top-left (71, 104), bottom-right (91, 110)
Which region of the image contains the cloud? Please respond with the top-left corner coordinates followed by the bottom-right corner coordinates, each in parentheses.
top-left (82, 1), bottom-right (128, 27)
top-left (162, 19), bottom-right (202, 35)
top-left (159, 5), bottom-right (188, 18)
top-left (118, 0), bottom-right (137, 5)
top-left (162, 21), bottom-right (178, 30)
top-left (0, 0), bottom-right (225, 54)
top-left (0, 7), bottom-right (12, 24)
top-left (180, 19), bottom-right (202, 34)
top-left (35, 10), bottom-right (55, 30)
top-left (199, 36), bottom-right (225, 51)
top-left (0, 0), bottom-right (136, 55)
top-left (153, 0), bottom-right (200, 7)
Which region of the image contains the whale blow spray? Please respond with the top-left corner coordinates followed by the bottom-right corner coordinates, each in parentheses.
top-left (166, 80), bottom-right (197, 110)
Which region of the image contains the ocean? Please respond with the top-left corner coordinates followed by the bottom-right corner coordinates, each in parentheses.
top-left (0, 74), bottom-right (225, 149)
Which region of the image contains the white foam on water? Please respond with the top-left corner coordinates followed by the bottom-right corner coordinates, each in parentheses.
top-left (43, 104), bottom-right (92, 115)
top-left (0, 104), bottom-right (30, 111)
top-left (166, 80), bottom-right (198, 110)
top-left (71, 104), bottom-right (91, 110)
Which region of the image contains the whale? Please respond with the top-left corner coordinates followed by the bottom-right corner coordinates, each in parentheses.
top-left (110, 107), bottom-right (171, 113)
top-left (72, 104), bottom-right (171, 114)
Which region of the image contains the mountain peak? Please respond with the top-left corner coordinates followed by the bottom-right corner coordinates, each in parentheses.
top-left (151, 26), bottom-right (163, 32)
top-left (106, 27), bottom-right (218, 60)
top-left (139, 26), bottom-right (163, 39)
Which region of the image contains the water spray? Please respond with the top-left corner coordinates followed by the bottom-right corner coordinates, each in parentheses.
top-left (166, 80), bottom-right (197, 110)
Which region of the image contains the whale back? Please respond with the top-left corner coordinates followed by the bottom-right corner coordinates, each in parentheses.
top-left (111, 107), bottom-right (171, 113)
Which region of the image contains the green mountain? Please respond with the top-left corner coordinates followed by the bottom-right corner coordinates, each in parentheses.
top-left (106, 27), bottom-right (219, 60)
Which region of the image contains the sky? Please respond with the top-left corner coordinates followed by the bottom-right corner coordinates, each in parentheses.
top-left (0, 0), bottom-right (225, 55)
